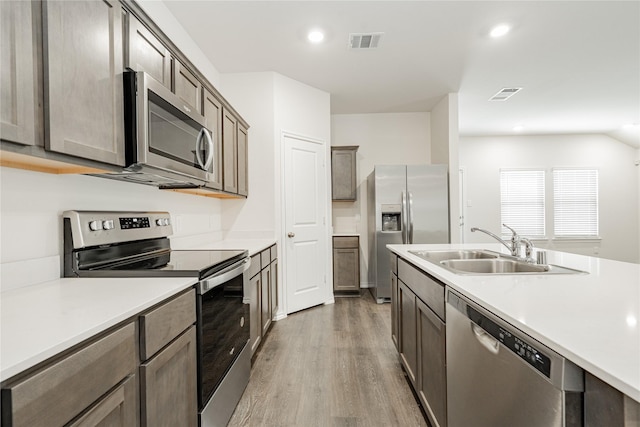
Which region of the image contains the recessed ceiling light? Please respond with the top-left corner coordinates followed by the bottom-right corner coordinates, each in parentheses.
top-left (490, 24), bottom-right (510, 38)
top-left (308, 30), bottom-right (324, 44)
top-left (513, 125), bottom-right (524, 132)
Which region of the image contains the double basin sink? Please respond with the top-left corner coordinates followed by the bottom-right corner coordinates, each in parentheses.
top-left (408, 249), bottom-right (586, 275)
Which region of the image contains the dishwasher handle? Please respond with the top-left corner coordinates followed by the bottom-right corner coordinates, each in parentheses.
top-left (472, 323), bottom-right (499, 354)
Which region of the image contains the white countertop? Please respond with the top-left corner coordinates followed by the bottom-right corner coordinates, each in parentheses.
top-left (185, 238), bottom-right (276, 256)
top-left (388, 243), bottom-right (640, 403)
top-left (0, 276), bottom-right (196, 382)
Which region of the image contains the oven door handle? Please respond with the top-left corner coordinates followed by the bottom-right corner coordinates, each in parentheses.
top-left (199, 258), bottom-right (251, 294)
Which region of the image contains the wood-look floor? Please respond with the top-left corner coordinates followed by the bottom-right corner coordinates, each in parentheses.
top-left (228, 291), bottom-right (429, 427)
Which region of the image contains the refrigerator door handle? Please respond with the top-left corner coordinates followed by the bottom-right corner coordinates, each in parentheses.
top-left (408, 191), bottom-right (414, 244)
top-left (401, 191), bottom-right (407, 244)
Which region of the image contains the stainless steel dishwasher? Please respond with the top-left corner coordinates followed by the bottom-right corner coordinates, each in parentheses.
top-left (446, 290), bottom-right (584, 427)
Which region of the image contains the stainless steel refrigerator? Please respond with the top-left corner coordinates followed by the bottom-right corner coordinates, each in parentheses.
top-left (367, 164), bottom-right (450, 302)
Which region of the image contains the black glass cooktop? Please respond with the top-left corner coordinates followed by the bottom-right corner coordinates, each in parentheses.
top-left (78, 249), bottom-right (247, 279)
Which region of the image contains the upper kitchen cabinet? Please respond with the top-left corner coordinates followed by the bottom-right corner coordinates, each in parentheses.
top-left (43, 0), bottom-right (126, 166)
top-left (237, 122), bottom-right (248, 196)
top-left (202, 88), bottom-right (223, 190)
top-left (174, 61), bottom-right (202, 114)
top-left (126, 14), bottom-right (172, 89)
top-left (222, 108), bottom-right (249, 196)
top-left (1, 0), bottom-right (41, 147)
top-left (331, 146), bottom-right (358, 201)
top-left (222, 108), bottom-right (238, 194)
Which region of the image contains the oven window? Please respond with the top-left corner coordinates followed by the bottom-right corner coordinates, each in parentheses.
top-left (148, 91), bottom-right (208, 169)
top-left (197, 272), bottom-right (249, 408)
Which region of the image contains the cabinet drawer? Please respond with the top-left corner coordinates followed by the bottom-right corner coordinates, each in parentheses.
top-left (260, 249), bottom-right (270, 269)
top-left (1, 322), bottom-right (137, 427)
top-left (398, 259), bottom-right (445, 321)
top-left (270, 244), bottom-right (277, 261)
top-left (333, 236), bottom-right (359, 249)
top-left (140, 289), bottom-right (196, 360)
top-left (248, 254), bottom-right (260, 278)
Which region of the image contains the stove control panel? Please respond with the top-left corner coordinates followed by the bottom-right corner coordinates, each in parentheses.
top-left (63, 211), bottom-right (173, 249)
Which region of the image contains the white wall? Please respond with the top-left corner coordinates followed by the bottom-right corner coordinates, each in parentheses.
top-left (460, 134), bottom-right (639, 263)
top-left (430, 93), bottom-right (461, 243)
top-left (220, 71), bottom-right (331, 312)
top-left (0, 167), bottom-right (222, 289)
top-left (218, 72), bottom-right (276, 239)
top-left (331, 112), bottom-right (430, 286)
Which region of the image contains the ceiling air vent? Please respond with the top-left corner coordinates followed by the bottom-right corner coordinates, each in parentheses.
top-left (349, 33), bottom-right (383, 49)
top-left (489, 87), bottom-right (522, 101)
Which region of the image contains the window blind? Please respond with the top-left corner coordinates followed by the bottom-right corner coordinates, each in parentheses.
top-left (500, 169), bottom-right (545, 238)
top-left (553, 169), bottom-right (599, 237)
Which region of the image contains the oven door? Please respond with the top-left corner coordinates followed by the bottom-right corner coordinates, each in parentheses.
top-left (125, 71), bottom-right (215, 184)
top-left (196, 257), bottom-right (251, 410)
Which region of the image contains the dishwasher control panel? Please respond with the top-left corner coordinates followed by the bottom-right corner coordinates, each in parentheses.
top-left (467, 305), bottom-right (552, 378)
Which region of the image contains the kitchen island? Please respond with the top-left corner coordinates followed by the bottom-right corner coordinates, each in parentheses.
top-left (388, 243), bottom-right (640, 412)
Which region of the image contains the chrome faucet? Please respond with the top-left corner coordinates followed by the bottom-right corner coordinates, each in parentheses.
top-left (471, 224), bottom-right (536, 262)
top-left (471, 224), bottom-right (520, 257)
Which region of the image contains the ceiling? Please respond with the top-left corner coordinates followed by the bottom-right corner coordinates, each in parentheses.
top-left (162, 1), bottom-right (640, 147)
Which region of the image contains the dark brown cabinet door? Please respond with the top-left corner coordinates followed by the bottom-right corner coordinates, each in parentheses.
top-left (222, 109), bottom-right (238, 193)
top-left (127, 15), bottom-right (172, 88)
top-left (203, 89), bottom-right (223, 190)
top-left (270, 257), bottom-right (278, 316)
top-left (248, 273), bottom-right (262, 356)
top-left (398, 281), bottom-right (417, 386)
top-left (391, 272), bottom-right (399, 350)
top-left (43, 0), bottom-right (125, 166)
top-left (173, 61), bottom-right (201, 114)
top-left (1, 0), bottom-right (40, 146)
top-left (261, 264), bottom-right (272, 335)
top-left (237, 122), bottom-right (248, 196)
top-left (417, 298), bottom-right (447, 427)
top-left (140, 326), bottom-right (197, 427)
top-left (331, 146), bottom-right (358, 201)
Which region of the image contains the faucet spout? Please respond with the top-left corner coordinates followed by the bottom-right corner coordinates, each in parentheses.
top-left (470, 227), bottom-right (513, 253)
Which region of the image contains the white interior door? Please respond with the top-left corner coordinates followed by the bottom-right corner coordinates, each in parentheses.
top-left (283, 134), bottom-right (328, 314)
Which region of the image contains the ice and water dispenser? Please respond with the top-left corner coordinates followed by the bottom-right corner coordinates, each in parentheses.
top-left (381, 204), bottom-right (402, 232)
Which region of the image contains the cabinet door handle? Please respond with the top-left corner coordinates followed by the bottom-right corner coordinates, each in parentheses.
top-left (288, 232), bottom-right (295, 238)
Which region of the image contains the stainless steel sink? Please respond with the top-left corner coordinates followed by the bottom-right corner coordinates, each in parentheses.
top-left (440, 258), bottom-right (586, 275)
top-left (408, 249), bottom-right (499, 263)
top-left (408, 249), bottom-right (587, 275)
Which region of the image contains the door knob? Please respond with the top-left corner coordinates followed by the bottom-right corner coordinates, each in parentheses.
top-left (288, 232), bottom-right (295, 238)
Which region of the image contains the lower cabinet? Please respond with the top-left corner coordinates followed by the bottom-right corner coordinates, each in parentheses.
top-left (417, 298), bottom-right (447, 427)
top-left (398, 281), bottom-right (418, 386)
top-left (261, 263), bottom-right (272, 336)
top-left (390, 253), bottom-right (399, 350)
top-left (0, 323), bottom-right (138, 427)
top-left (140, 327), bottom-right (197, 427)
top-left (138, 289), bottom-right (197, 427)
top-left (1, 289), bottom-right (198, 427)
top-left (248, 244), bottom-right (278, 358)
top-left (395, 257), bottom-right (447, 427)
top-left (332, 236), bottom-right (360, 293)
top-left (248, 270), bottom-right (262, 356)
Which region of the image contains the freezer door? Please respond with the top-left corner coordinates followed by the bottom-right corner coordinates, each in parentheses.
top-left (406, 165), bottom-right (450, 244)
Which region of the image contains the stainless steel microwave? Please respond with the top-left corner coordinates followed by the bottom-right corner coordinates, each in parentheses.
top-left (115, 71), bottom-right (216, 188)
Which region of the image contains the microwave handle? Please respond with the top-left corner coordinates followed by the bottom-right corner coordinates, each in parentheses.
top-left (202, 127), bottom-right (214, 171)
top-left (195, 128), bottom-right (206, 169)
